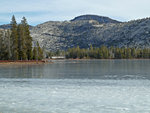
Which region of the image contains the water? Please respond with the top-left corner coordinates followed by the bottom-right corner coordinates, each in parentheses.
top-left (0, 60), bottom-right (150, 113)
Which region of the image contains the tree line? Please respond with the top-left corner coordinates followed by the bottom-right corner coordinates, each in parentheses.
top-left (0, 16), bottom-right (43, 60)
top-left (65, 45), bottom-right (150, 59)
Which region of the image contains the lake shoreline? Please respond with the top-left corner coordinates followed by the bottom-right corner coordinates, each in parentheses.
top-left (0, 60), bottom-right (52, 65)
top-left (0, 58), bottom-right (150, 65)
top-left (50, 58), bottom-right (150, 60)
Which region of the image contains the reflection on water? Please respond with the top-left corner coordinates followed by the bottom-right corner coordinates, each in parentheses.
top-left (0, 59), bottom-right (150, 79)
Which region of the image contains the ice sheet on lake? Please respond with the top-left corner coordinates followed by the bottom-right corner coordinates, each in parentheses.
top-left (0, 79), bottom-right (150, 113)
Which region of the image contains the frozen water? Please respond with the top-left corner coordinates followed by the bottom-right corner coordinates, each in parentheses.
top-left (0, 60), bottom-right (150, 113)
top-left (0, 79), bottom-right (150, 113)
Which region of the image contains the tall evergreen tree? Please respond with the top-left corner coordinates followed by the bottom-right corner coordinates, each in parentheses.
top-left (6, 30), bottom-right (11, 59)
top-left (0, 31), bottom-right (3, 60)
top-left (17, 24), bottom-right (27, 60)
top-left (36, 41), bottom-right (43, 60)
top-left (10, 15), bottom-right (19, 60)
top-left (0, 31), bottom-right (9, 60)
top-left (32, 47), bottom-right (37, 60)
top-left (32, 41), bottom-right (43, 60)
top-left (21, 17), bottom-right (33, 60)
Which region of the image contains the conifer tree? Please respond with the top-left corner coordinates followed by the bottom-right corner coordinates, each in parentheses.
top-left (6, 30), bottom-right (11, 59)
top-left (10, 15), bottom-right (19, 60)
top-left (32, 41), bottom-right (43, 60)
top-left (17, 24), bottom-right (27, 60)
top-left (21, 17), bottom-right (33, 60)
top-left (0, 31), bottom-right (9, 60)
top-left (36, 41), bottom-right (43, 60)
top-left (32, 47), bottom-right (37, 60)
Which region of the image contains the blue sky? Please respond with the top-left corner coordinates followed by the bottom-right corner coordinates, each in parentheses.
top-left (0, 0), bottom-right (150, 25)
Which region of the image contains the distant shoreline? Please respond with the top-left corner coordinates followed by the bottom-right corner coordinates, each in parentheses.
top-left (0, 60), bottom-right (51, 65)
top-left (49, 58), bottom-right (150, 61)
top-left (0, 59), bottom-right (150, 65)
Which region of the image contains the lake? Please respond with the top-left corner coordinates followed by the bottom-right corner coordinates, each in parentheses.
top-left (0, 59), bottom-right (150, 113)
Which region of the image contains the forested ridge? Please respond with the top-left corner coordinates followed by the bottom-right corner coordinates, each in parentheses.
top-left (0, 16), bottom-right (43, 60)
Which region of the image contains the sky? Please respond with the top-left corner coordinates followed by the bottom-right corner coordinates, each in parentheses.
top-left (0, 0), bottom-right (150, 25)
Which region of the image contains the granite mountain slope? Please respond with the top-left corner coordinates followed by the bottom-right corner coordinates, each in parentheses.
top-left (30, 15), bottom-right (150, 51)
top-left (1, 15), bottom-right (150, 51)
top-left (71, 15), bottom-right (120, 23)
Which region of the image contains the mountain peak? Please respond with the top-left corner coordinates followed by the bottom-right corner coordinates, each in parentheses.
top-left (71, 14), bottom-right (121, 24)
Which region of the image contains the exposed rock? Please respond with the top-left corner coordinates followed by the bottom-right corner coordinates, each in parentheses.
top-left (1, 15), bottom-right (150, 51)
top-left (71, 14), bottom-right (121, 23)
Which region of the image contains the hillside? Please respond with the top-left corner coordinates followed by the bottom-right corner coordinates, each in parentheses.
top-left (71, 15), bottom-right (121, 23)
top-left (0, 24), bottom-right (33, 29)
top-left (0, 24), bottom-right (12, 29)
top-left (1, 15), bottom-right (150, 51)
top-left (30, 15), bottom-right (150, 51)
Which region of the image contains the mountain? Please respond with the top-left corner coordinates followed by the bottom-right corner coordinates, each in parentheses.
top-left (71, 15), bottom-right (121, 23)
top-left (1, 15), bottom-right (150, 51)
top-left (0, 24), bottom-right (12, 29)
top-left (0, 24), bottom-right (33, 29)
top-left (30, 15), bottom-right (150, 51)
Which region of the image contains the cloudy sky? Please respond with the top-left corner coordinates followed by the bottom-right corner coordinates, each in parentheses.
top-left (0, 0), bottom-right (150, 25)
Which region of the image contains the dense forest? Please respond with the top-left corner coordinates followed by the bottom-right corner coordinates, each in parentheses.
top-left (0, 16), bottom-right (43, 60)
top-left (46, 45), bottom-right (150, 59)
top-left (65, 45), bottom-right (150, 59)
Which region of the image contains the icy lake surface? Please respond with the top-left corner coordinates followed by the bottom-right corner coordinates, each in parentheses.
top-left (0, 60), bottom-right (150, 113)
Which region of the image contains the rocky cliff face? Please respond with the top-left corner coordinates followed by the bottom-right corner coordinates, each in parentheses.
top-left (1, 15), bottom-right (150, 51)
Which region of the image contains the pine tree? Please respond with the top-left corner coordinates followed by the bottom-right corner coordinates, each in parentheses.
top-left (21, 17), bottom-right (33, 60)
top-left (10, 15), bottom-right (19, 60)
top-left (17, 24), bottom-right (27, 60)
top-left (32, 47), bottom-right (37, 60)
top-left (0, 31), bottom-right (9, 60)
top-left (89, 45), bottom-right (94, 58)
top-left (32, 41), bottom-right (43, 60)
top-left (36, 41), bottom-right (43, 60)
top-left (6, 30), bottom-right (11, 59)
